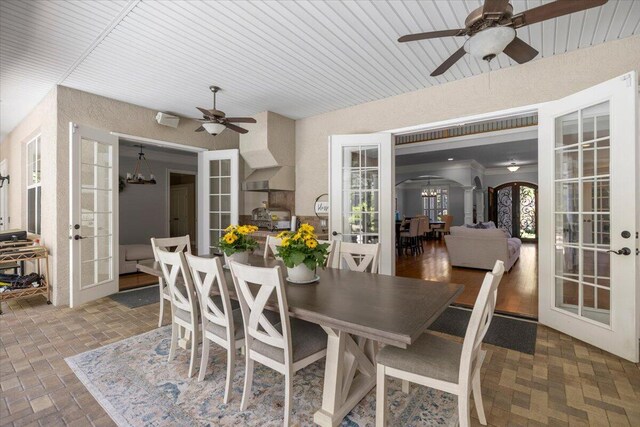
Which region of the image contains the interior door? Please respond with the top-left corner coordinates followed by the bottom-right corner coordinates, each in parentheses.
top-left (198, 149), bottom-right (239, 255)
top-left (538, 72), bottom-right (638, 362)
top-left (69, 123), bottom-right (119, 307)
top-left (170, 185), bottom-right (189, 237)
top-left (329, 133), bottom-right (394, 275)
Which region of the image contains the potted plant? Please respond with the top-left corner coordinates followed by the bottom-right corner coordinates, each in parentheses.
top-left (276, 224), bottom-right (330, 282)
top-left (219, 225), bottom-right (259, 265)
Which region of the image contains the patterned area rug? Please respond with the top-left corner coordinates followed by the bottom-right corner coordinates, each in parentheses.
top-left (66, 327), bottom-right (459, 426)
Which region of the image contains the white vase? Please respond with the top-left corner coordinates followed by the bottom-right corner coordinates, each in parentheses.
top-left (287, 263), bottom-right (316, 282)
top-left (225, 250), bottom-right (250, 266)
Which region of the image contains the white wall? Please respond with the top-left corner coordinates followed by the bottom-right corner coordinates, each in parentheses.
top-left (119, 153), bottom-right (196, 245)
top-left (484, 169), bottom-right (538, 188)
top-left (294, 36), bottom-right (640, 216)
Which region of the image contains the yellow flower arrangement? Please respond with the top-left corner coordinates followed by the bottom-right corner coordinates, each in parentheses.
top-left (276, 223), bottom-right (329, 270)
top-left (219, 224), bottom-right (259, 256)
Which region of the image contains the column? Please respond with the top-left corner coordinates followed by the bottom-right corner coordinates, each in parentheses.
top-left (476, 190), bottom-right (485, 223)
top-left (463, 187), bottom-right (474, 225)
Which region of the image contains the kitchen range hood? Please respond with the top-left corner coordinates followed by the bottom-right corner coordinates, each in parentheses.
top-left (240, 111), bottom-right (295, 192)
top-left (242, 166), bottom-right (295, 191)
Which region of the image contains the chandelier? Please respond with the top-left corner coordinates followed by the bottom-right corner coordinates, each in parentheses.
top-left (126, 145), bottom-right (156, 185)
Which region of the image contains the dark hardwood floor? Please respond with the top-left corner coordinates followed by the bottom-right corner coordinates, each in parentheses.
top-left (396, 239), bottom-right (538, 319)
top-left (118, 272), bottom-right (158, 291)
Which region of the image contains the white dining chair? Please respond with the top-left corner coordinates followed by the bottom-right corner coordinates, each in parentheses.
top-left (151, 235), bottom-right (191, 327)
top-left (332, 241), bottom-right (381, 273)
top-left (229, 261), bottom-right (328, 426)
top-left (317, 239), bottom-right (338, 267)
top-left (263, 235), bottom-right (282, 259)
top-left (375, 260), bottom-right (505, 427)
top-left (156, 247), bottom-right (200, 378)
top-left (185, 254), bottom-right (246, 402)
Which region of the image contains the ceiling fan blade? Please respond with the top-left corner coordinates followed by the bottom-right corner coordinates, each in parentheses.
top-left (503, 37), bottom-right (539, 64)
top-left (225, 117), bottom-right (257, 123)
top-left (515, 0), bottom-right (608, 27)
top-left (196, 107), bottom-right (213, 118)
top-left (398, 29), bottom-right (463, 43)
top-left (483, 0), bottom-right (510, 18)
top-left (430, 46), bottom-right (467, 77)
top-left (195, 126), bottom-right (205, 132)
top-left (224, 123), bottom-right (249, 134)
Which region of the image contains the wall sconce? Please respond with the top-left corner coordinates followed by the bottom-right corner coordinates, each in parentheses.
top-left (0, 174), bottom-right (9, 188)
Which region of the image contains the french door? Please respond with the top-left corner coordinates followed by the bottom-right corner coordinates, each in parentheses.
top-left (197, 149), bottom-right (239, 255)
top-left (329, 133), bottom-right (394, 275)
top-left (0, 160), bottom-right (7, 230)
top-left (69, 124), bottom-right (119, 307)
top-left (490, 182), bottom-right (538, 241)
top-left (538, 72), bottom-right (638, 362)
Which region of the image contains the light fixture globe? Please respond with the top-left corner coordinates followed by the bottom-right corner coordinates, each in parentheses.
top-left (507, 163), bottom-right (520, 172)
top-left (202, 122), bottom-right (227, 135)
top-left (464, 27), bottom-right (516, 61)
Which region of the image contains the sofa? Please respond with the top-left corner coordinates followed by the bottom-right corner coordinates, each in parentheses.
top-left (444, 224), bottom-right (522, 271)
top-left (119, 244), bottom-right (155, 274)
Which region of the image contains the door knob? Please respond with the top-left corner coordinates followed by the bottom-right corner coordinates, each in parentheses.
top-left (332, 231), bottom-right (341, 236)
top-left (607, 247), bottom-right (631, 256)
top-left (74, 235), bottom-right (86, 240)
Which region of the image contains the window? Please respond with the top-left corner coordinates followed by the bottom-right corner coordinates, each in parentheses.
top-left (26, 136), bottom-right (41, 234)
top-left (422, 186), bottom-right (448, 222)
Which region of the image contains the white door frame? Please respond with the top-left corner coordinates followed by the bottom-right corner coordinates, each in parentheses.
top-left (329, 133), bottom-right (395, 275)
top-left (69, 123), bottom-right (119, 307)
top-left (198, 149), bottom-right (240, 256)
top-left (0, 159), bottom-right (8, 231)
top-left (165, 169), bottom-right (197, 239)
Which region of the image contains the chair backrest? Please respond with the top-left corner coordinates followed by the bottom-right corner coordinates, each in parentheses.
top-left (417, 217), bottom-right (429, 235)
top-left (185, 254), bottom-right (235, 342)
top-left (458, 260), bottom-right (505, 386)
top-left (408, 218), bottom-right (420, 237)
top-left (317, 239), bottom-right (338, 268)
top-left (442, 215), bottom-right (453, 232)
top-left (229, 261), bottom-right (292, 366)
top-left (333, 241), bottom-right (380, 273)
top-left (155, 248), bottom-right (198, 317)
top-left (151, 235), bottom-right (191, 262)
top-left (263, 235), bottom-right (282, 259)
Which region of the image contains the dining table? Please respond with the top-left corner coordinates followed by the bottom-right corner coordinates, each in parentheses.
top-left (138, 254), bottom-right (463, 426)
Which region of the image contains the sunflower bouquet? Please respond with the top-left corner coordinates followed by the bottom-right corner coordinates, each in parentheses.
top-left (275, 224), bottom-right (329, 271)
top-left (219, 224), bottom-right (259, 256)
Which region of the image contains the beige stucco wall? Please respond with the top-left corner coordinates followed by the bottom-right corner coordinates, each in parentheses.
top-left (1, 85), bottom-right (239, 306)
top-left (294, 35), bottom-right (640, 216)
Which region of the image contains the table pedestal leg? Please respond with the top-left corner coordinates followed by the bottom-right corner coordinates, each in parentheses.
top-left (314, 327), bottom-right (377, 427)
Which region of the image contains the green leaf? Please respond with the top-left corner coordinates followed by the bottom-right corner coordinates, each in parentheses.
top-left (290, 252), bottom-right (306, 266)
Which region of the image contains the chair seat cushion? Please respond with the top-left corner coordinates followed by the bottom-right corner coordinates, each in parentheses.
top-left (206, 308), bottom-right (245, 340)
top-left (251, 318), bottom-right (327, 364)
top-left (376, 332), bottom-right (462, 384)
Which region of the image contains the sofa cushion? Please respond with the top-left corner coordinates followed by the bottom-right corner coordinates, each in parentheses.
top-left (481, 221), bottom-right (496, 229)
top-left (507, 238), bottom-right (522, 256)
top-left (450, 226), bottom-right (508, 239)
top-left (124, 244), bottom-right (155, 261)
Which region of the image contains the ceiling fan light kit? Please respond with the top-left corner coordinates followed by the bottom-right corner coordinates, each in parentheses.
top-left (202, 122), bottom-right (227, 135)
top-left (464, 26), bottom-right (515, 61)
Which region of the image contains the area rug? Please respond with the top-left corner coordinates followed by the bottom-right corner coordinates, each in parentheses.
top-left (109, 285), bottom-right (160, 308)
top-left (429, 306), bottom-right (538, 355)
top-left (66, 326), bottom-right (458, 426)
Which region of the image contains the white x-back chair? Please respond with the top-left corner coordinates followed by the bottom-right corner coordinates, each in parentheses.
top-left (332, 241), bottom-right (381, 273)
top-left (229, 261), bottom-right (328, 426)
top-left (185, 254), bottom-right (245, 402)
top-left (156, 248), bottom-right (200, 378)
top-left (151, 236), bottom-right (191, 327)
top-left (375, 260), bottom-right (505, 427)
top-left (263, 235), bottom-right (282, 259)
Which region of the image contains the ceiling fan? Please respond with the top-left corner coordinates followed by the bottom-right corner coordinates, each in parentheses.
top-left (398, 0), bottom-right (608, 76)
top-left (195, 86), bottom-right (256, 135)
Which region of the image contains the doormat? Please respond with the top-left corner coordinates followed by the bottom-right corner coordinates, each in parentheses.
top-left (428, 306), bottom-right (537, 355)
top-left (109, 285), bottom-right (160, 308)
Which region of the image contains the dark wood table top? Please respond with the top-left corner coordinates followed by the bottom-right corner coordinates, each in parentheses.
top-left (138, 255), bottom-right (463, 348)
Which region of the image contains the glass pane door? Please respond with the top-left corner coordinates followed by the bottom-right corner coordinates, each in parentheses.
top-left (80, 138), bottom-right (114, 287)
top-left (554, 102), bottom-right (611, 325)
top-left (198, 149), bottom-right (239, 255)
top-left (342, 146), bottom-right (379, 244)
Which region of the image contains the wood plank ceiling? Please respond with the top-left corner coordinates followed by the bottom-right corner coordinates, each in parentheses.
top-left (1, 0), bottom-right (639, 139)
